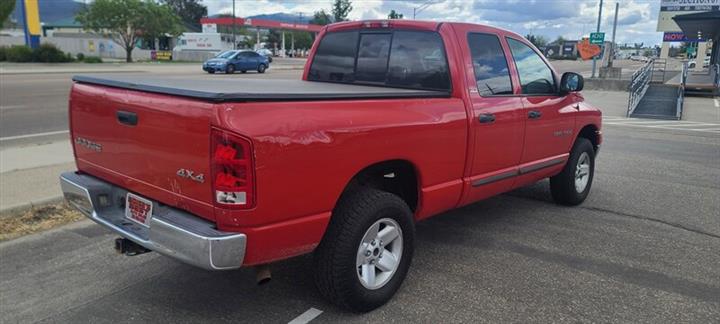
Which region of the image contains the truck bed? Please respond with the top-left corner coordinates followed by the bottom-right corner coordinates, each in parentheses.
top-left (72, 75), bottom-right (451, 102)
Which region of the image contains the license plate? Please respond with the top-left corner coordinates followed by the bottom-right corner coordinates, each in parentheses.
top-left (125, 193), bottom-right (153, 227)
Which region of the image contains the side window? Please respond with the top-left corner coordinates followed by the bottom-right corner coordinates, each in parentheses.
top-left (308, 31), bottom-right (359, 82)
top-left (506, 38), bottom-right (556, 95)
top-left (356, 33), bottom-right (392, 82)
top-left (387, 31), bottom-right (450, 90)
top-left (467, 33), bottom-right (513, 96)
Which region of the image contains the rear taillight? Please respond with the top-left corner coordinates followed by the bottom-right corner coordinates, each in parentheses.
top-left (211, 129), bottom-right (255, 209)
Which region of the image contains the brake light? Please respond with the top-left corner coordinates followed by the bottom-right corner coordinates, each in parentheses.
top-left (362, 20), bottom-right (390, 28)
top-left (211, 129), bottom-right (255, 209)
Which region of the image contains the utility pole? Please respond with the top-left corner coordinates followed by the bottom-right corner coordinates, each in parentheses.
top-left (413, 0), bottom-right (436, 19)
top-left (608, 2), bottom-right (619, 68)
top-left (591, 0), bottom-right (603, 78)
top-left (232, 0), bottom-right (236, 50)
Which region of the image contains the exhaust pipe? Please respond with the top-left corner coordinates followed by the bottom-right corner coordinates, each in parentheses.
top-left (255, 264), bottom-right (272, 285)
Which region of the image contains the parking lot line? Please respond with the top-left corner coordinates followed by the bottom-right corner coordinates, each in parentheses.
top-left (288, 308), bottom-right (323, 324)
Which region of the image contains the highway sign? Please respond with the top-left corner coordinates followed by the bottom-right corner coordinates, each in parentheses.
top-left (589, 32), bottom-right (605, 45)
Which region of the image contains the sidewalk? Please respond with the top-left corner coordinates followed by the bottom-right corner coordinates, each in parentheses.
top-left (0, 139), bottom-right (74, 212)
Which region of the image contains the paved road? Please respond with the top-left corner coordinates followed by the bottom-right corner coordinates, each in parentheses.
top-left (0, 59), bottom-right (650, 141)
top-left (1, 116), bottom-right (718, 323)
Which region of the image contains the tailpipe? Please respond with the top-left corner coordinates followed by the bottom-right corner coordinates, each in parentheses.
top-left (255, 264), bottom-right (271, 285)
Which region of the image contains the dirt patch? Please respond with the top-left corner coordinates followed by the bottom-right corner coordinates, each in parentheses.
top-left (0, 203), bottom-right (83, 241)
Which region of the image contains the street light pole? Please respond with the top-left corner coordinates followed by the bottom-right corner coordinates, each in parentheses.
top-left (608, 2), bottom-right (619, 68)
top-left (591, 0), bottom-right (603, 78)
top-left (413, 0), bottom-right (437, 19)
top-left (233, 0), bottom-right (237, 49)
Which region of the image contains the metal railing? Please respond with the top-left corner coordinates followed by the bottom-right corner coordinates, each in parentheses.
top-left (627, 58), bottom-right (654, 117)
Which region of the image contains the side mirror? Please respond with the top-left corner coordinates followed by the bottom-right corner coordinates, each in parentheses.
top-left (560, 72), bottom-right (584, 94)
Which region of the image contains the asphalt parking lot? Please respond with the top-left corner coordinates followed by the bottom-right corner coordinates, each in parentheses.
top-left (1, 62), bottom-right (719, 323)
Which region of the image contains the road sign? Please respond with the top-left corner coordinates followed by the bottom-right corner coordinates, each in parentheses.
top-left (589, 32), bottom-right (605, 45)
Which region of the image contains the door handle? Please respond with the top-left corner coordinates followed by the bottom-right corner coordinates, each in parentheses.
top-left (478, 113), bottom-right (496, 123)
top-left (116, 110), bottom-right (138, 126)
top-left (528, 110), bottom-right (542, 119)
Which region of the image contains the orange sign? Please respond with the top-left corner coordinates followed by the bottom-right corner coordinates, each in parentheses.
top-left (577, 39), bottom-right (601, 60)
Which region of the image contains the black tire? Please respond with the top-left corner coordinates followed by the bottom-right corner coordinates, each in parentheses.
top-left (257, 64), bottom-right (266, 73)
top-left (240, 70), bottom-right (247, 74)
top-left (314, 187), bottom-right (415, 312)
top-left (226, 64), bottom-right (235, 74)
top-left (550, 137), bottom-right (595, 206)
top-left (207, 70), bottom-right (215, 74)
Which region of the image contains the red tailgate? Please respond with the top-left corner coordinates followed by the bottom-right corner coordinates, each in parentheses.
top-left (70, 83), bottom-right (216, 221)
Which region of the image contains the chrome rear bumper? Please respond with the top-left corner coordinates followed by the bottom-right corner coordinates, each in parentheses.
top-left (59, 172), bottom-right (246, 270)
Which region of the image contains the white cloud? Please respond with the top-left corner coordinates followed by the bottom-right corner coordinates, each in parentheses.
top-left (200, 0), bottom-right (664, 46)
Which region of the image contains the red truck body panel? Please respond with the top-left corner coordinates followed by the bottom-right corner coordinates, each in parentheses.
top-left (69, 21), bottom-right (601, 266)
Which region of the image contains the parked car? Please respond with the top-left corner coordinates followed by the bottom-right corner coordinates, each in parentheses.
top-left (256, 48), bottom-right (273, 63)
top-left (689, 56), bottom-right (711, 68)
top-left (202, 50), bottom-right (269, 74)
top-left (62, 20), bottom-right (601, 312)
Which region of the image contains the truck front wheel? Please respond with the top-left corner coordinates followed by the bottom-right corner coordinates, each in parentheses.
top-left (314, 188), bottom-right (415, 312)
top-left (550, 137), bottom-right (595, 205)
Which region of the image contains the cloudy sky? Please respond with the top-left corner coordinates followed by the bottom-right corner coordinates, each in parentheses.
top-left (201, 0), bottom-right (663, 46)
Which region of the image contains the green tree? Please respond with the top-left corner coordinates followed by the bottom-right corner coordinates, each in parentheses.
top-left (310, 9), bottom-right (333, 25)
top-left (388, 10), bottom-right (403, 19)
top-left (76, 0), bottom-right (182, 62)
top-left (0, 0), bottom-right (16, 26)
top-left (161, 0), bottom-right (207, 30)
top-left (525, 34), bottom-right (547, 48)
top-left (554, 36), bottom-right (567, 45)
top-left (332, 0), bottom-right (352, 22)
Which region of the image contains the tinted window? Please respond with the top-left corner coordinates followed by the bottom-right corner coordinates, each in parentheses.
top-left (507, 38), bottom-right (556, 94)
top-left (467, 33), bottom-right (513, 96)
top-left (308, 30), bottom-right (450, 91)
top-left (387, 31), bottom-right (450, 90)
top-left (308, 31), bottom-right (359, 82)
top-left (356, 33), bottom-right (391, 82)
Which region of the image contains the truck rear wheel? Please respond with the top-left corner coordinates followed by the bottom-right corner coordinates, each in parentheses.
top-left (550, 137), bottom-right (595, 205)
top-left (314, 188), bottom-right (414, 312)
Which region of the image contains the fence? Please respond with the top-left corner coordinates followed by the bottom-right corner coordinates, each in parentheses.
top-left (627, 58), bottom-right (654, 117)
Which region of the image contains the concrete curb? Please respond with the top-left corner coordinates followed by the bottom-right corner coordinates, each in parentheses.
top-left (0, 196), bottom-right (65, 215)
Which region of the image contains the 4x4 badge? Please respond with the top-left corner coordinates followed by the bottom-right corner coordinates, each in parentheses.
top-left (176, 169), bottom-right (205, 183)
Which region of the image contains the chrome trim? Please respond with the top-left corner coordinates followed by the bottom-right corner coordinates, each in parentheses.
top-left (472, 170), bottom-right (518, 187)
top-left (59, 172), bottom-right (246, 270)
top-left (471, 156), bottom-right (567, 187)
top-left (518, 157), bottom-right (566, 174)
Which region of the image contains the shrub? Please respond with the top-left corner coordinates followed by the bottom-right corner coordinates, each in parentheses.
top-left (76, 53), bottom-right (85, 61)
top-left (32, 44), bottom-right (73, 63)
top-left (6, 45), bottom-right (33, 62)
top-left (0, 46), bottom-right (6, 61)
top-left (82, 56), bottom-right (103, 63)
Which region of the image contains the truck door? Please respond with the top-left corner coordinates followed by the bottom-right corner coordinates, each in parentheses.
top-left (459, 32), bottom-right (526, 204)
top-left (505, 37), bottom-right (576, 185)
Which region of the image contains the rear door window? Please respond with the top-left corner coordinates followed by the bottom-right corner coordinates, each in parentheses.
top-left (467, 33), bottom-right (513, 96)
top-left (308, 30), bottom-right (450, 91)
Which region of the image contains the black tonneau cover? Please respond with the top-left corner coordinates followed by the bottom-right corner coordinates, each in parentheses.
top-left (72, 75), bottom-right (450, 102)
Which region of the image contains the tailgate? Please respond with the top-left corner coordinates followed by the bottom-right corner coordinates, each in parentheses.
top-left (70, 82), bottom-right (216, 221)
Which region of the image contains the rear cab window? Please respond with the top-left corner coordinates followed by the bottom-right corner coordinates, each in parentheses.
top-left (308, 30), bottom-right (451, 91)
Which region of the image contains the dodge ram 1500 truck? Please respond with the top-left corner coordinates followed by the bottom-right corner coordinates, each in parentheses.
top-left (61, 20), bottom-right (601, 312)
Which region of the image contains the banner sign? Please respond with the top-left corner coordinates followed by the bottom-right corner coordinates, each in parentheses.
top-left (151, 51), bottom-right (173, 61)
top-left (663, 32), bottom-right (705, 42)
top-left (660, 0), bottom-right (720, 11)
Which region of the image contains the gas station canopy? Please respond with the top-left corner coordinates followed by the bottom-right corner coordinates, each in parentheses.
top-left (672, 11), bottom-right (720, 41)
top-left (200, 17), bottom-right (324, 33)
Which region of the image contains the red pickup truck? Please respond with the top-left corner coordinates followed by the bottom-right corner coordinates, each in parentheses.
top-left (60, 20), bottom-right (601, 311)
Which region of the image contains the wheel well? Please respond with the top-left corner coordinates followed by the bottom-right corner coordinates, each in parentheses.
top-left (341, 160), bottom-right (419, 212)
top-left (577, 124), bottom-right (599, 152)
